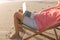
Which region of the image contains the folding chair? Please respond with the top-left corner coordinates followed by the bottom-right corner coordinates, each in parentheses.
top-left (21, 3), bottom-right (60, 39)
top-left (22, 22), bottom-right (60, 40)
top-left (21, 11), bottom-right (60, 40)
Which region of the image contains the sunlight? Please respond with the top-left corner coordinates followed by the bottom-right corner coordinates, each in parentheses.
top-left (0, 1), bottom-right (10, 4)
top-left (22, 2), bottom-right (26, 14)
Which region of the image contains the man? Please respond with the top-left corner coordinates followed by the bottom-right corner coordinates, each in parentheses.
top-left (9, 0), bottom-right (60, 39)
top-left (9, 10), bottom-right (24, 39)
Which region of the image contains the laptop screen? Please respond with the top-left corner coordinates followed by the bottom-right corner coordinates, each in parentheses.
top-left (22, 2), bottom-right (26, 14)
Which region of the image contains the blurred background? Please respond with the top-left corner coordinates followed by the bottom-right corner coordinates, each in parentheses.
top-left (0, 0), bottom-right (59, 40)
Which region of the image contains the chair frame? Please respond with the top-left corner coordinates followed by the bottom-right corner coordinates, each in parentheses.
top-left (21, 21), bottom-right (60, 40)
top-left (56, 27), bottom-right (60, 30)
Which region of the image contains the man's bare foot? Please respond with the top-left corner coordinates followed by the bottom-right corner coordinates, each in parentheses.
top-left (9, 32), bottom-right (22, 39)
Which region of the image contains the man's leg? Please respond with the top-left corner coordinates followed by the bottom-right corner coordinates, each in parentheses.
top-left (10, 10), bottom-right (24, 39)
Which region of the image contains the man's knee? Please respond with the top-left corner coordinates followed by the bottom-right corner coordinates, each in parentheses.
top-left (14, 12), bottom-right (20, 17)
top-left (14, 12), bottom-right (17, 17)
top-left (14, 12), bottom-right (23, 21)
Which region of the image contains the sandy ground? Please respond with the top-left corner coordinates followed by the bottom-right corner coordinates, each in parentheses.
top-left (0, 1), bottom-right (60, 40)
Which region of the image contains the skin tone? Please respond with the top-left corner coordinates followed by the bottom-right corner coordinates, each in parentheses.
top-left (57, 0), bottom-right (60, 7)
top-left (9, 0), bottom-right (60, 39)
top-left (56, 0), bottom-right (60, 13)
top-left (58, 0), bottom-right (60, 4)
top-left (9, 10), bottom-right (24, 39)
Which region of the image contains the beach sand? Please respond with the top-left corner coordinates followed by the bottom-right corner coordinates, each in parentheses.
top-left (0, 1), bottom-right (60, 40)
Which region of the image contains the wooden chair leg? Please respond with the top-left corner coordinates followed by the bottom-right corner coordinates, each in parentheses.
top-left (23, 33), bottom-right (37, 40)
top-left (23, 33), bottom-right (55, 40)
top-left (39, 33), bottom-right (55, 40)
top-left (56, 28), bottom-right (60, 30)
top-left (53, 28), bottom-right (59, 40)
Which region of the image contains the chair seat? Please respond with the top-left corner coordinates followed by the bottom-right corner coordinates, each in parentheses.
top-left (22, 23), bottom-right (37, 30)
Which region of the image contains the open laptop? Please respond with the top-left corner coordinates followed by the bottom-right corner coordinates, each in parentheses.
top-left (22, 2), bottom-right (37, 30)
